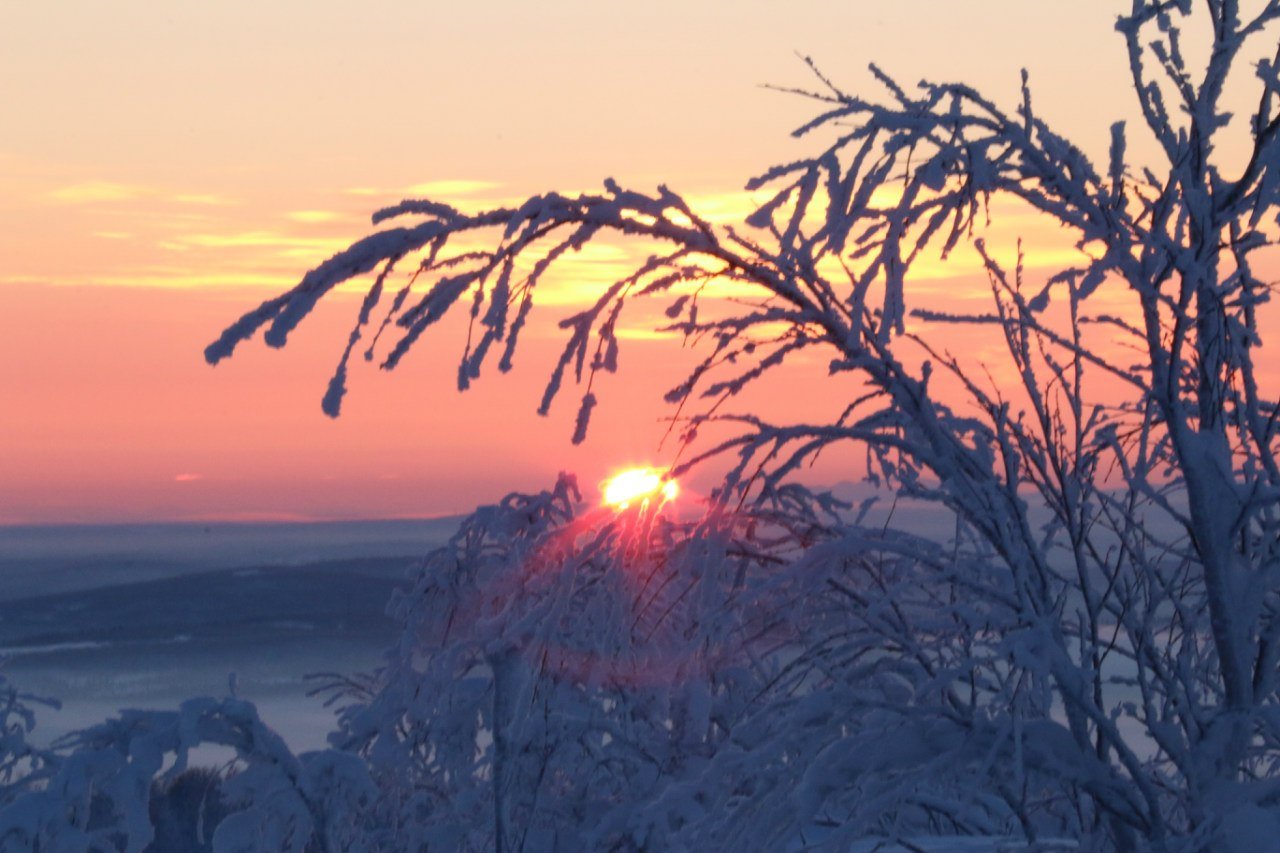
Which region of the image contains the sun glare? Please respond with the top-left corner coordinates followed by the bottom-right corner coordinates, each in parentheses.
top-left (602, 467), bottom-right (679, 509)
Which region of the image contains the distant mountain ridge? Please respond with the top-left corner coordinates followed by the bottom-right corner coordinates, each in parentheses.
top-left (0, 517), bottom-right (461, 600)
top-left (0, 556), bottom-right (413, 654)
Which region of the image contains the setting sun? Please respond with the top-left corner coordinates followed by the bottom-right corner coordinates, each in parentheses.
top-left (601, 467), bottom-right (678, 509)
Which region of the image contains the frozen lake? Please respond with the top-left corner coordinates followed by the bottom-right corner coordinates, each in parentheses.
top-left (0, 518), bottom-right (461, 751)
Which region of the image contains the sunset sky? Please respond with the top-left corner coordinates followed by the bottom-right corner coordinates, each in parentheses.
top-left (3, 1), bottom-right (1272, 524)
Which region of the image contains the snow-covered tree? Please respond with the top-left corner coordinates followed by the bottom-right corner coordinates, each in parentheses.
top-left (200, 1), bottom-right (1280, 849)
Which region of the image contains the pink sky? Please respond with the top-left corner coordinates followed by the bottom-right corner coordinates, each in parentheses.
top-left (3, 1), bottom-right (1275, 524)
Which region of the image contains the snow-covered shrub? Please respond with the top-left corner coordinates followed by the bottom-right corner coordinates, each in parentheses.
top-left (0, 674), bottom-right (56, 809)
top-left (311, 474), bottom-right (853, 851)
top-left (204, 1), bottom-right (1280, 849)
top-left (305, 477), bottom-right (1097, 851)
top-left (0, 697), bottom-right (376, 853)
top-left (0, 482), bottom-right (1097, 852)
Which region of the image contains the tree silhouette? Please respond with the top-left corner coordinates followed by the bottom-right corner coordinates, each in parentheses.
top-left (166, 0), bottom-right (1280, 848)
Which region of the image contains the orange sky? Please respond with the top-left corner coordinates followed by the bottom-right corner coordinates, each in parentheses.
top-left (3, 1), bottom-right (1277, 524)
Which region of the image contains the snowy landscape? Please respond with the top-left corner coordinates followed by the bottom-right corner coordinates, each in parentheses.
top-left (7, 1), bottom-right (1280, 851)
top-left (0, 520), bottom-right (456, 752)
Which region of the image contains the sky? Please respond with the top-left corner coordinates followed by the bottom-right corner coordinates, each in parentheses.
top-left (2, 1), bottom-right (1274, 524)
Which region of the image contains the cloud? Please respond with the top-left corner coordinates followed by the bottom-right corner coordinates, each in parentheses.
top-left (48, 181), bottom-right (148, 203)
top-left (172, 193), bottom-right (236, 206)
top-left (0, 271), bottom-right (302, 290)
top-left (175, 231), bottom-right (347, 253)
top-left (345, 179), bottom-right (502, 198)
top-left (47, 182), bottom-right (236, 206)
top-left (174, 473), bottom-right (203, 482)
top-left (404, 179), bottom-right (501, 196)
top-left (285, 210), bottom-right (346, 224)
top-left (615, 327), bottom-right (680, 341)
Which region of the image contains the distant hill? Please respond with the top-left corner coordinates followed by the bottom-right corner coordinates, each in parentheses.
top-left (0, 517), bottom-right (460, 599)
top-left (0, 556), bottom-right (415, 654)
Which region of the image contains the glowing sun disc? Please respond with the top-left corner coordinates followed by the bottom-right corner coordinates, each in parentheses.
top-left (602, 467), bottom-right (678, 509)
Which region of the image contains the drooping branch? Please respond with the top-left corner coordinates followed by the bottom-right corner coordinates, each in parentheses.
top-left (205, 8), bottom-right (1280, 845)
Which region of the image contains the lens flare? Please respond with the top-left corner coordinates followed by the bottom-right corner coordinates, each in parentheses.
top-left (602, 467), bottom-right (678, 509)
